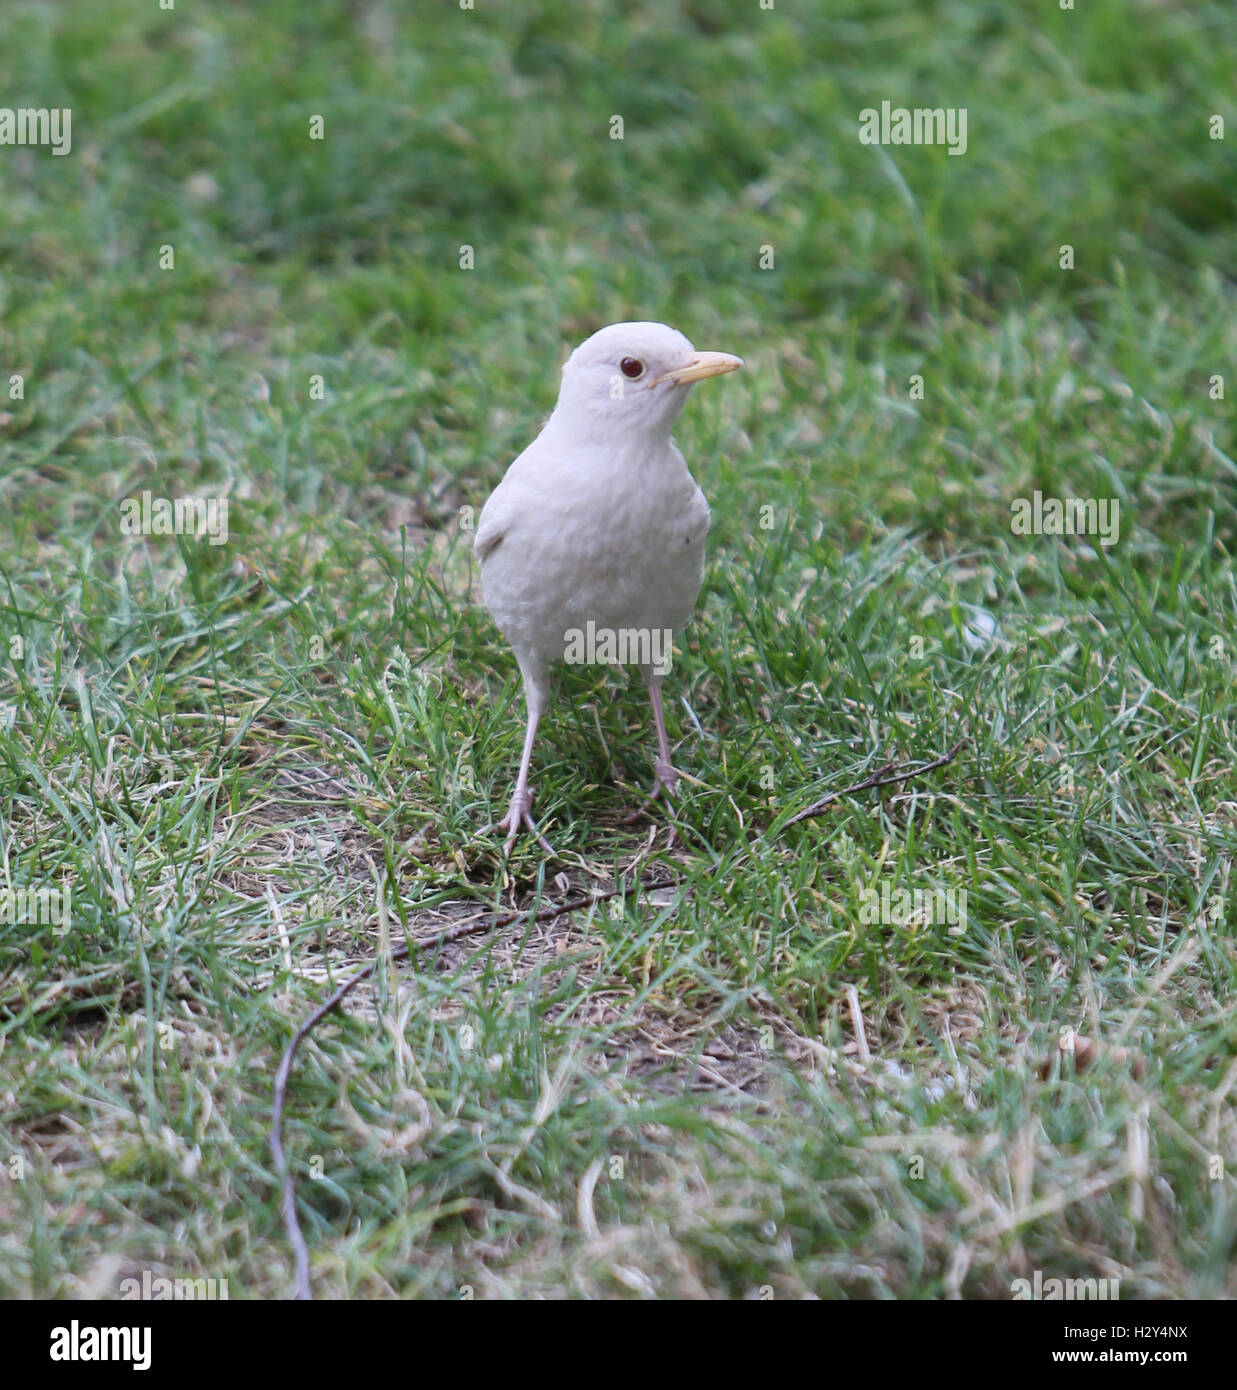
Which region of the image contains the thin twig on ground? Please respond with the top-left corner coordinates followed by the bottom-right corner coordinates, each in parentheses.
top-left (783, 739), bottom-right (967, 826)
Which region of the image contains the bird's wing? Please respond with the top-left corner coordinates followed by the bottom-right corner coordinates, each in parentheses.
top-left (474, 442), bottom-right (546, 565)
top-left (474, 472), bottom-right (522, 564)
top-left (474, 512), bottom-right (506, 563)
top-left (469, 472), bottom-right (522, 564)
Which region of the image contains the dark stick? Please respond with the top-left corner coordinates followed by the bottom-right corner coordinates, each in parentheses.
top-left (782, 739), bottom-right (967, 826)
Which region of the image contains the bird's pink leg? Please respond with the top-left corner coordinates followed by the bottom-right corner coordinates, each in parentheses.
top-left (647, 678), bottom-right (680, 795)
top-left (494, 702), bottom-right (554, 856)
top-left (624, 677), bottom-right (680, 823)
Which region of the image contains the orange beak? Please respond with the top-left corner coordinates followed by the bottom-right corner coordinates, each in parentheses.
top-left (650, 351), bottom-right (744, 388)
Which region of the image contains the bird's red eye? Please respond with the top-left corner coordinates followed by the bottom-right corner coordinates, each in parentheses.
top-left (620, 357), bottom-right (645, 379)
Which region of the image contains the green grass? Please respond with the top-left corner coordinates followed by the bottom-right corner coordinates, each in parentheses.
top-left (1, 0), bottom-right (1235, 1299)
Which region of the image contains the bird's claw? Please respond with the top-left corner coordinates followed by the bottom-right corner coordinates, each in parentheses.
top-left (491, 788), bottom-right (555, 857)
top-left (654, 758), bottom-right (680, 796)
top-left (622, 759), bottom-right (681, 825)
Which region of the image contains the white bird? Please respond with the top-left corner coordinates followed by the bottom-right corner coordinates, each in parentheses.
top-left (475, 321), bottom-right (744, 854)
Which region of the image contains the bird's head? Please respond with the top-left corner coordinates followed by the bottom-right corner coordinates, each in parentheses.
top-left (551, 321), bottom-right (743, 443)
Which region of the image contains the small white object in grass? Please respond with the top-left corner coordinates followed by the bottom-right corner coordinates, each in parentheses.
top-left (961, 605), bottom-right (999, 651)
top-left (475, 322), bottom-right (743, 855)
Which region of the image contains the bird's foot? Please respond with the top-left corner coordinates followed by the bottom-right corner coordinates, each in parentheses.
top-left (622, 758), bottom-right (680, 825)
top-left (490, 787), bottom-right (555, 857)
